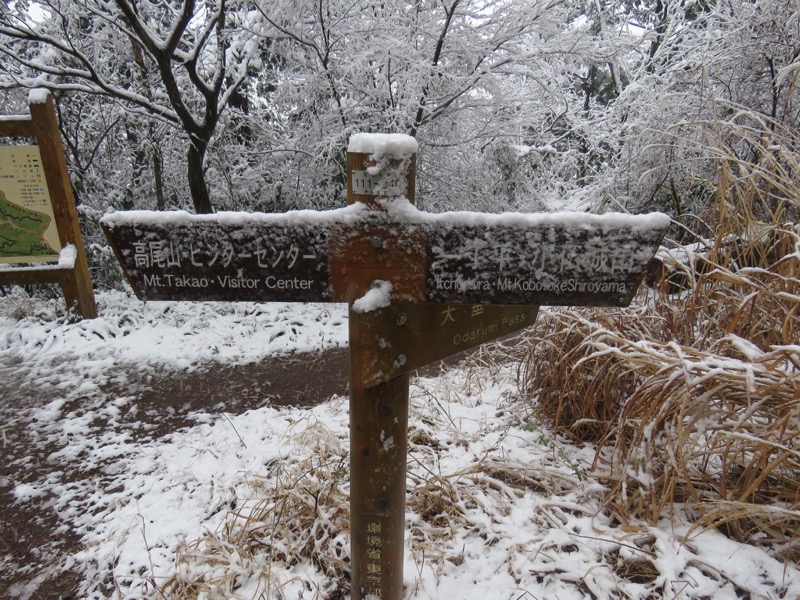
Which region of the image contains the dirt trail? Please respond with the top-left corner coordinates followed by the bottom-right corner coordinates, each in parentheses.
top-left (0, 337), bottom-right (475, 599)
top-left (0, 349), bottom-right (350, 599)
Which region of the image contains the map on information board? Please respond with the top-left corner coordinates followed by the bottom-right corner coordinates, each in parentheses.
top-left (0, 145), bottom-right (61, 265)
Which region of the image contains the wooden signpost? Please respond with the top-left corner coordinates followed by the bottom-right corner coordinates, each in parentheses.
top-left (0, 89), bottom-right (97, 318)
top-left (102, 134), bottom-right (669, 600)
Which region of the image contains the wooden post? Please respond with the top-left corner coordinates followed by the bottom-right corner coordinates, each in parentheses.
top-left (29, 93), bottom-right (97, 318)
top-left (0, 90), bottom-right (97, 318)
top-left (347, 137), bottom-right (417, 600)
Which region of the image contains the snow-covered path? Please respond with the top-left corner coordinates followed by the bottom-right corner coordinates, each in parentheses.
top-left (2, 291), bottom-right (798, 599)
top-left (0, 293), bottom-right (350, 597)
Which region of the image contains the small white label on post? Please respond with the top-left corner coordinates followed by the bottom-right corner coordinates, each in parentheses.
top-left (351, 170), bottom-right (404, 196)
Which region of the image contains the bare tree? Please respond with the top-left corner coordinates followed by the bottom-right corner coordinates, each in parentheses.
top-left (253, 0), bottom-right (629, 211)
top-left (0, 0), bottom-right (264, 213)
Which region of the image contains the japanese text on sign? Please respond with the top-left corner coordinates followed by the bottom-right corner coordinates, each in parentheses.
top-left (439, 304), bottom-right (531, 347)
top-left (102, 221), bottom-right (332, 302)
top-left (427, 222), bottom-right (667, 306)
top-left (131, 240), bottom-right (317, 270)
top-left (0, 145), bottom-right (61, 265)
top-left (365, 520), bottom-right (384, 598)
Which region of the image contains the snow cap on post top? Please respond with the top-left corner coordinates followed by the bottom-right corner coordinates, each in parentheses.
top-left (347, 133), bottom-right (417, 199)
top-left (28, 88), bottom-right (51, 105)
top-left (348, 133), bottom-right (418, 156)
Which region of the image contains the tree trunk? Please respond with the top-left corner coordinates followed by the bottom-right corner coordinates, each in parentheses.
top-left (153, 145), bottom-right (166, 211)
top-left (187, 139), bottom-right (213, 214)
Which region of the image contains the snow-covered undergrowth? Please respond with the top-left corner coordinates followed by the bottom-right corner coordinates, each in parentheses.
top-left (1, 291), bottom-right (798, 599)
top-left (68, 359), bottom-right (800, 599)
top-left (521, 219), bottom-right (800, 566)
top-left (0, 289), bottom-right (348, 369)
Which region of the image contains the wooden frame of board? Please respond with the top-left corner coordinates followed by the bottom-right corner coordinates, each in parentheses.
top-left (0, 90), bottom-right (97, 319)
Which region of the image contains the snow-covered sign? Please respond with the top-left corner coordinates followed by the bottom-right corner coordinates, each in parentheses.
top-left (351, 302), bottom-right (541, 388)
top-left (425, 212), bottom-right (668, 306)
top-left (101, 214), bottom-right (334, 302)
top-left (101, 205), bottom-right (667, 307)
top-left (101, 133), bottom-right (669, 600)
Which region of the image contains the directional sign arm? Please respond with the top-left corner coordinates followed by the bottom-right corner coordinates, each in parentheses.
top-left (350, 303), bottom-right (539, 388)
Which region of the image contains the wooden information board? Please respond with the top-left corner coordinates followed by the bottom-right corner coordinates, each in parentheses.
top-left (0, 90), bottom-right (97, 318)
top-left (0, 145), bottom-right (61, 265)
top-left (102, 134), bottom-right (669, 600)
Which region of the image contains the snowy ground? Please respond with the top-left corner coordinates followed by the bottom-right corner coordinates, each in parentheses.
top-left (1, 290), bottom-right (798, 599)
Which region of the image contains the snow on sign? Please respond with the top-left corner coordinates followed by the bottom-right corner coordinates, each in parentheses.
top-left (0, 89), bottom-right (97, 319)
top-left (101, 213), bottom-right (333, 302)
top-left (102, 205), bottom-right (668, 307)
top-left (351, 302), bottom-right (541, 388)
top-left (425, 213), bottom-right (669, 306)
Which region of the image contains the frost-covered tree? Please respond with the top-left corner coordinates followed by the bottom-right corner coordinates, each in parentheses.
top-left (604, 0), bottom-right (799, 223)
top-left (0, 0), bottom-right (265, 213)
top-left (4, 0), bottom-right (789, 222)
top-left (252, 0), bottom-right (644, 212)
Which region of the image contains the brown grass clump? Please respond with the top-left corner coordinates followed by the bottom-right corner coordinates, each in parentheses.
top-left (520, 108), bottom-right (800, 555)
top-left (160, 419), bottom-right (351, 599)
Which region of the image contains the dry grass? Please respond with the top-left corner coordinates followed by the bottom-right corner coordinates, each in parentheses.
top-left (151, 356), bottom-right (600, 599)
top-left (520, 108), bottom-right (800, 557)
top-left (159, 419), bottom-right (352, 599)
top-left (121, 332), bottom-right (797, 598)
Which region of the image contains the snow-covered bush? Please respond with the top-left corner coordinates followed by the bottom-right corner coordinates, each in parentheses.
top-left (521, 107), bottom-right (800, 557)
